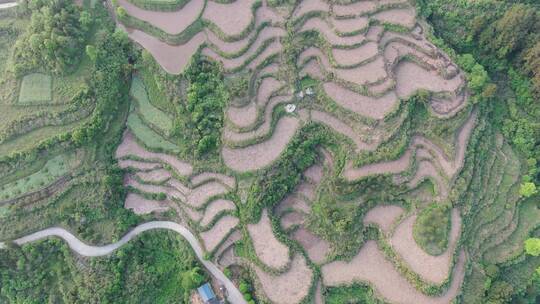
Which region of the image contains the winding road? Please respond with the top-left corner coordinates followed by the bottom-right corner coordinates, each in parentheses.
top-left (0, 221), bottom-right (247, 304)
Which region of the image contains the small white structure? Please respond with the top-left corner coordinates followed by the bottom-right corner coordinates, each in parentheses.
top-left (285, 104), bottom-right (296, 113)
top-left (297, 90), bottom-right (304, 98)
top-left (305, 87), bottom-right (314, 96)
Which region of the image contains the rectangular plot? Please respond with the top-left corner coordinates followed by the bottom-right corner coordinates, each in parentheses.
top-left (18, 73), bottom-right (52, 104)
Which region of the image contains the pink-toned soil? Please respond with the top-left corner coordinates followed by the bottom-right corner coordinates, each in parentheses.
top-left (190, 172), bottom-right (236, 189)
top-left (300, 58), bottom-right (324, 80)
top-left (367, 77), bottom-right (395, 96)
top-left (365, 25), bottom-right (384, 42)
top-left (127, 29), bottom-right (205, 74)
top-left (371, 7), bottom-right (416, 29)
top-left (276, 194), bottom-right (311, 215)
top-left (118, 0), bottom-right (204, 35)
top-left (390, 209), bottom-right (462, 284)
top-left (363, 204), bottom-right (404, 234)
top-left (332, 42), bottom-right (378, 66)
top-left (322, 241), bottom-right (466, 304)
top-left (247, 209), bottom-right (290, 269)
top-left (167, 178), bottom-right (190, 195)
top-left (200, 215), bottom-right (239, 252)
top-left (380, 31), bottom-right (437, 56)
top-left (257, 77), bottom-right (283, 106)
top-left (292, 0), bottom-right (329, 19)
top-left (292, 227), bottom-right (330, 264)
top-left (203, 0), bottom-right (256, 37)
top-left (300, 18), bottom-right (366, 47)
top-left (187, 181), bottom-right (229, 208)
top-left (223, 95), bottom-right (290, 144)
top-left (394, 62), bottom-right (462, 99)
top-left (384, 42), bottom-right (440, 68)
top-left (334, 56), bottom-right (388, 85)
top-left (408, 160), bottom-right (448, 198)
top-left (222, 116), bottom-right (300, 172)
top-left (200, 199), bottom-right (236, 227)
top-left (226, 102), bottom-right (258, 128)
top-left (332, 1), bottom-right (376, 17)
top-left (342, 148), bottom-right (412, 181)
top-left (247, 39), bottom-right (283, 71)
top-left (253, 254), bottom-right (313, 304)
top-left (430, 91), bottom-right (468, 117)
top-left (280, 211), bottom-right (305, 230)
top-left (296, 182), bottom-right (316, 201)
top-left (125, 175), bottom-right (185, 200)
top-left (416, 110), bottom-right (477, 178)
top-left (332, 17), bottom-right (369, 35)
top-left (124, 193), bottom-right (169, 215)
top-left (216, 230), bottom-right (242, 265)
top-left (310, 110), bottom-right (376, 152)
top-left (182, 204), bottom-right (203, 222)
top-left (323, 82), bottom-right (398, 119)
top-left (116, 132), bottom-right (193, 176)
top-left (118, 159), bottom-right (161, 171)
top-left (304, 164), bottom-right (323, 184)
top-left (136, 168), bottom-right (171, 184)
top-left (202, 27), bottom-right (284, 70)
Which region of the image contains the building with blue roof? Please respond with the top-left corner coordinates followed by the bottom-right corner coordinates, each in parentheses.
top-left (197, 283), bottom-right (220, 304)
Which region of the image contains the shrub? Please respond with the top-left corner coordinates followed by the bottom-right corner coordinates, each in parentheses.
top-left (525, 238), bottom-right (540, 256)
top-left (519, 182), bottom-right (537, 198)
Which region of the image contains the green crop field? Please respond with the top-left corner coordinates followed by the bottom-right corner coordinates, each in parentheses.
top-left (131, 75), bottom-right (173, 134)
top-left (127, 110), bottom-right (180, 153)
top-left (18, 73), bottom-right (53, 104)
top-left (0, 154), bottom-right (73, 201)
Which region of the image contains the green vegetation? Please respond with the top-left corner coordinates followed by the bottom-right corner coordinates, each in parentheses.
top-left (413, 203), bottom-right (451, 256)
top-left (525, 238), bottom-right (540, 257)
top-left (127, 110), bottom-right (180, 153)
top-left (325, 283), bottom-right (383, 304)
top-left (520, 182), bottom-right (537, 198)
top-left (181, 55), bottom-right (227, 156)
top-left (18, 73), bottom-right (52, 104)
top-left (0, 230), bottom-right (206, 303)
top-left (130, 76), bottom-right (173, 135)
top-left (13, 0), bottom-right (92, 75)
top-left (0, 154), bottom-right (73, 200)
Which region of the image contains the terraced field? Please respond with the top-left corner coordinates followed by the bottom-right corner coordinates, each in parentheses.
top-left (1, 0), bottom-right (538, 303)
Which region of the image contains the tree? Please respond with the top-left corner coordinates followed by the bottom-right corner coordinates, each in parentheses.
top-left (520, 182), bottom-right (537, 198)
top-left (525, 238), bottom-right (540, 256)
top-left (180, 267), bottom-right (204, 291)
top-left (116, 7), bottom-right (127, 19)
top-left (524, 41), bottom-right (540, 94)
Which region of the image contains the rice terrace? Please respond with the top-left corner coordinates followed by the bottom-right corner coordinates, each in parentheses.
top-left (0, 0), bottom-right (538, 303)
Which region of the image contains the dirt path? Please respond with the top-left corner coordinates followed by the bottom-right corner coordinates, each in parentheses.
top-left (322, 241), bottom-right (466, 304)
top-left (253, 254), bottom-right (313, 304)
top-left (390, 209), bottom-right (462, 284)
top-left (222, 116), bottom-right (300, 172)
top-left (247, 209), bottom-right (290, 269)
top-left (363, 205), bottom-right (404, 234)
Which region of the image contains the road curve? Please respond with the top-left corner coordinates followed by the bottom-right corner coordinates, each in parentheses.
top-left (0, 221), bottom-right (247, 304)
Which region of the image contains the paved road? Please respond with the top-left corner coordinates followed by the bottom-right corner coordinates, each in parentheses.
top-left (0, 221), bottom-right (247, 304)
top-left (0, 2), bottom-right (18, 9)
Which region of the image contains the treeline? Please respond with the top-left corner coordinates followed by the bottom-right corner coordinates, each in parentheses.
top-left (0, 231), bottom-right (205, 303)
top-left (415, 1), bottom-right (540, 302)
top-left (12, 0), bottom-right (91, 75)
top-left (177, 54), bottom-right (228, 157)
